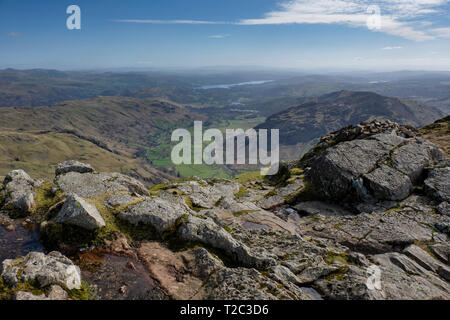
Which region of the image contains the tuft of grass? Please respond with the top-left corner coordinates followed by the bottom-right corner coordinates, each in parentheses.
top-left (66, 281), bottom-right (97, 300)
top-left (232, 210), bottom-right (258, 217)
top-left (234, 171), bottom-right (263, 184)
top-left (234, 186), bottom-right (249, 199)
top-left (33, 181), bottom-right (64, 222)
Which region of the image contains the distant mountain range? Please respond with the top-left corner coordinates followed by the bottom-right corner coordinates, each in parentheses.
top-left (255, 91), bottom-right (444, 160)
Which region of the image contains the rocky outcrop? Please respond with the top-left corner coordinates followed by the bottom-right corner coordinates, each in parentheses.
top-left (55, 160), bottom-right (94, 176)
top-left (305, 133), bottom-right (444, 202)
top-left (53, 193), bottom-right (106, 231)
top-left (0, 170), bottom-right (36, 214)
top-left (1, 251), bottom-right (81, 290)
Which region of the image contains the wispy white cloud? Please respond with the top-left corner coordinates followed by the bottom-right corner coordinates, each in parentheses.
top-left (6, 32), bottom-right (21, 38)
top-left (431, 27), bottom-right (450, 38)
top-left (382, 46), bottom-right (403, 50)
top-left (208, 34), bottom-right (231, 39)
top-left (113, 0), bottom-right (450, 41)
top-left (238, 0), bottom-right (448, 41)
top-left (114, 19), bottom-right (229, 25)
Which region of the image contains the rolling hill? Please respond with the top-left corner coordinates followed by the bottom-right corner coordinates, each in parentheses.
top-left (0, 130), bottom-right (174, 184)
top-left (0, 96), bottom-right (210, 183)
top-left (255, 91), bottom-right (444, 160)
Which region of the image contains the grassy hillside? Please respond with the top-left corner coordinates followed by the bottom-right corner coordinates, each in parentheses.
top-left (0, 130), bottom-right (174, 184)
top-left (0, 96), bottom-right (206, 155)
top-left (420, 115), bottom-right (450, 157)
top-left (0, 96), bottom-right (242, 180)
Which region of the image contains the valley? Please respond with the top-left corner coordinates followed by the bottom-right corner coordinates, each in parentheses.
top-left (0, 69), bottom-right (448, 181)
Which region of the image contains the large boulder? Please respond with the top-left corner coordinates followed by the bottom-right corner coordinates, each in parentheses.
top-left (1, 169), bottom-right (36, 214)
top-left (55, 160), bottom-right (94, 176)
top-left (305, 134), bottom-right (444, 202)
top-left (1, 251), bottom-right (82, 290)
top-left (53, 193), bottom-right (105, 231)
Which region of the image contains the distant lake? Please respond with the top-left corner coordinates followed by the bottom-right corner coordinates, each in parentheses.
top-left (197, 80), bottom-right (274, 90)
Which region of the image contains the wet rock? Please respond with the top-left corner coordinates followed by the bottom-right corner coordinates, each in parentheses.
top-left (55, 160), bottom-right (94, 176)
top-left (117, 192), bottom-right (191, 234)
top-left (1, 169), bottom-right (35, 214)
top-left (54, 193), bottom-right (105, 231)
top-left (1, 251), bottom-right (82, 290)
top-left (137, 242), bottom-right (223, 300)
top-left (424, 166), bottom-right (450, 203)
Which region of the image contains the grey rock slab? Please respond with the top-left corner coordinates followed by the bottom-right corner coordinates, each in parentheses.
top-left (54, 193), bottom-right (105, 231)
top-left (1, 251), bottom-right (82, 290)
top-left (363, 165), bottom-right (412, 201)
top-left (55, 171), bottom-right (150, 198)
top-left (177, 215), bottom-right (275, 269)
top-left (425, 166), bottom-right (450, 203)
top-left (118, 191), bottom-right (192, 234)
top-left (390, 141), bottom-right (444, 183)
top-left (1, 169), bottom-right (35, 214)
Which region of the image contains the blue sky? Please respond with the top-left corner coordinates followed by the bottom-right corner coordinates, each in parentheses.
top-left (0, 0), bottom-right (449, 71)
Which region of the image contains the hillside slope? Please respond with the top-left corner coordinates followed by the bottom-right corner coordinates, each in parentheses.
top-left (420, 115), bottom-right (450, 157)
top-left (0, 96), bottom-right (206, 156)
top-left (255, 91), bottom-right (444, 159)
top-left (0, 130), bottom-right (174, 185)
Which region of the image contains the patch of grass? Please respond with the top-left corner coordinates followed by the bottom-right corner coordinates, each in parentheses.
top-left (232, 210), bottom-right (258, 217)
top-left (33, 181), bottom-right (64, 222)
top-left (183, 196), bottom-right (207, 212)
top-left (325, 266), bottom-right (349, 281)
top-left (66, 281), bottom-right (97, 300)
top-left (234, 171), bottom-right (263, 184)
top-left (325, 250), bottom-right (351, 265)
top-left (263, 190), bottom-right (277, 199)
top-left (214, 196), bottom-right (224, 207)
top-left (234, 186), bottom-right (249, 198)
top-left (290, 168), bottom-right (303, 176)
